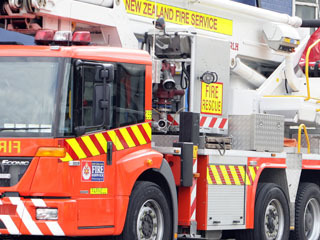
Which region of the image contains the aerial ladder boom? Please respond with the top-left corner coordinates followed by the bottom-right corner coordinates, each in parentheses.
top-left (3, 0), bottom-right (320, 151)
top-left (3, 0), bottom-right (320, 135)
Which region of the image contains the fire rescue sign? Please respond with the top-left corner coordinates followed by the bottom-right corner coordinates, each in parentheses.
top-left (81, 161), bottom-right (104, 182)
top-left (201, 82), bottom-right (223, 115)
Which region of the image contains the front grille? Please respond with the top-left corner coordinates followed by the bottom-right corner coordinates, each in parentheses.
top-left (0, 157), bottom-right (32, 187)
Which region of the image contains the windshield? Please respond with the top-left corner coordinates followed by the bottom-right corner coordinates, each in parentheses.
top-left (0, 57), bottom-right (70, 137)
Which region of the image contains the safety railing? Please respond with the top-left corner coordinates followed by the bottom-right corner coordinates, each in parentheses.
top-left (297, 124), bottom-right (310, 154)
top-left (264, 39), bottom-right (320, 104)
top-left (305, 39), bottom-right (320, 101)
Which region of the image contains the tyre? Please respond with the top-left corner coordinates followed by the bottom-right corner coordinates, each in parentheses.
top-left (116, 181), bottom-right (172, 240)
top-left (293, 183), bottom-right (320, 240)
top-left (238, 183), bottom-right (290, 240)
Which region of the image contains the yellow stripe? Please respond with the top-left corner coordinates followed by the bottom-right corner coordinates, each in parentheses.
top-left (108, 131), bottom-right (124, 150)
top-left (142, 123), bottom-right (152, 141)
top-left (249, 166), bottom-right (256, 183)
top-left (66, 138), bottom-right (87, 159)
top-left (239, 166), bottom-right (251, 186)
top-left (229, 165), bottom-right (241, 185)
top-left (220, 165), bottom-right (231, 185)
top-left (95, 133), bottom-right (108, 153)
top-left (131, 125), bottom-right (147, 145)
top-left (246, 173), bottom-right (251, 185)
top-left (60, 152), bottom-right (73, 162)
top-left (119, 128), bottom-right (136, 148)
top-left (210, 165), bottom-right (222, 185)
top-left (82, 136), bottom-right (100, 156)
top-left (207, 168), bottom-right (213, 185)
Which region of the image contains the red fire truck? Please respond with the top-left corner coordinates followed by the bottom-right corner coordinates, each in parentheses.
top-left (1, 0), bottom-right (320, 240)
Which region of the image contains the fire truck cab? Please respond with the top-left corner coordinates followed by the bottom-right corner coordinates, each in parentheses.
top-left (0, 42), bottom-right (178, 238)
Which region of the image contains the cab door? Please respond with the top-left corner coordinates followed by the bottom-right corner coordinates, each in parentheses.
top-left (71, 61), bottom-right (116, 228)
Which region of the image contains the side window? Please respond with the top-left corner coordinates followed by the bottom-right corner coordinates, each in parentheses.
top-left (73, 64), bottom-right (100, 128)
top-left (59, 61), bottom-right (73, 136)
top-left (73, 61), bottom-right (145, 131)
top-left (112, 63), bottom-right (145, 128)
top-left (82, 66), bottom-right (96, 126)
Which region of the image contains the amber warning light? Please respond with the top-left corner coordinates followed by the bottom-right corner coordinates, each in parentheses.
top-left (35, 30), bottom-right (91, 46)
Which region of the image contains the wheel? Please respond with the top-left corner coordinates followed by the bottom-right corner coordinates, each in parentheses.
top-left (293, 183), bottom-right (320, 240)
top-left (238, 183), bottom-right (290, 240)
top-left (255, 183), bottom-right (290, 240)
top-left (116, 181), bottom-right (172, 240)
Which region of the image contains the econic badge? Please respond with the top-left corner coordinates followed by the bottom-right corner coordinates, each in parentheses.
top-left (201, 82), bottom-right (223, 115)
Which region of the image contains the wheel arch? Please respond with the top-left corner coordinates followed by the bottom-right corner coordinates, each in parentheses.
top-left (300, 169), bottom-right (320, 186)
top-left (115, 152), bottom-right (178, 239)
top-left (247, 167), bottom-right (289, 229)
top-left (137, 159), bottom-right (178, 240)
top-left (258, 168), bottom-right (289, 199)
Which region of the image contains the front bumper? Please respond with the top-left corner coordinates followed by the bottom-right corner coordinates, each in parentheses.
top-left (0, 197), bottom-right (76, 237)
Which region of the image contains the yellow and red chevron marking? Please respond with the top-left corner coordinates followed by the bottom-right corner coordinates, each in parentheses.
top-left (61, 122), bottom-right (152, 162)
top-left (207, 165), bottom-right (259, 186)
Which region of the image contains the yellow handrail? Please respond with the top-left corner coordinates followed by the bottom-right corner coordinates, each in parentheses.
top-left (305, 39), bottom-right (320, 101)
top-left (297, 124), bottom-right (310, 154)
top-left (263, 95), bottom-right (320, 103)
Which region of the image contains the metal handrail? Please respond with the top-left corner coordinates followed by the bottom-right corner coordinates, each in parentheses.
top-left (263, 95), bottom-right (320, 101)
top-left (297, 124), bottom-right (310, 154)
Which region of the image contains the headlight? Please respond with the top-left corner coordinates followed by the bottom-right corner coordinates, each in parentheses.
top-left (36, 208), bottom-right (58, 220)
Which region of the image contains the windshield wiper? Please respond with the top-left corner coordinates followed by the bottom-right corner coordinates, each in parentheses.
top-left (0, 127), bottom-right (51, 132)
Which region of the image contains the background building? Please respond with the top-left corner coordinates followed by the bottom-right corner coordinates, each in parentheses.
top-left (233, 0), bottom-right (319, 21)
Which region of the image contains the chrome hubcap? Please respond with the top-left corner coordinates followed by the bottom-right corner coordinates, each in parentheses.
top-left (137, 199), bottom-right (164, 240)
top-left (264, 199), bottom-right (284, 240)
top-left (304, 198), bottom-right (320, 239)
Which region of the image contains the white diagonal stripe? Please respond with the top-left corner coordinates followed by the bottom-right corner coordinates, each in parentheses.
top-left (214, 118), bottom-right (223, 128)
top-left (203, 117), bottom-right (210, 128)
top-left (193, 159), bottom-right (197, 174)
top-left (46, 222), bottom-right (65, 236)
top-left (31, 199), bottom-right (65, 236)
top-left (31, 199), bottom-right (46, 208)
top-left (223, 119), bottom-right (228, 129)
top-left (191, 184), bottom-right (197, 204)
top-left (10, 197), bottom-right (42, 235)
top-left (191, 182), bottom-right (197, 220)
top-left (191, 210), bottom-right (196, 220)
top-left (0, 215), bottom-right (20, 235)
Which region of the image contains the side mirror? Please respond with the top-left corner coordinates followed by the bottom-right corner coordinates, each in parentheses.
top-left (93, 84), bottom-right (111, 126)
top-left (93, 64), bottom-right (114, 127)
